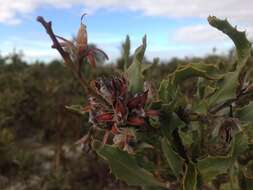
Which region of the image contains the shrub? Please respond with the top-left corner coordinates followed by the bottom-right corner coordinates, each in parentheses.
top-left (38, 15), bottom-right (253, 190)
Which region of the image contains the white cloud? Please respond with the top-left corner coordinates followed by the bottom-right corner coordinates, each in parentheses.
top-left (1, 37), bottom-right (58, 61)
top-left (87, 0), bottom-right (253, 25)
top-left (0, 35), bottom-right (121, 62)
top-left (1, 0), bottom-right (252, 61)
top-left (172, 22), bottom-right (253, 47)
top-left (0, 0), bottom-right (253, 25)
top-left (173, 24), bottom-right (231, 44)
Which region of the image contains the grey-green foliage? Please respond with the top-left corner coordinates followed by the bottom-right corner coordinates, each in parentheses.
top-left (89, 16), bottom-right (253, 190)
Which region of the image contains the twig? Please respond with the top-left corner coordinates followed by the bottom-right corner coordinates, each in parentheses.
top-left (210, 88), bottom-right (253, 114)
top-left (209, 98), bottom-right (236, 114)
top-left (37, 16), bottom-right (110, 107)
top-left (37, 16), bottom-right (71, 64)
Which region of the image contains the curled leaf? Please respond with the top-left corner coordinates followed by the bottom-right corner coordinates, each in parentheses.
top-left (208, 16), bottom-right (252, 71)
top-left (92, 140), bottom-right (166, 188)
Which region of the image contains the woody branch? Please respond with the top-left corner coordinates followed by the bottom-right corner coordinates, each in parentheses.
top-left (37, 16), bottom-right (110, 107)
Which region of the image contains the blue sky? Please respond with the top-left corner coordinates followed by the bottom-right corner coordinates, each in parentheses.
top-left (0, 1), bottom-right (252, 62)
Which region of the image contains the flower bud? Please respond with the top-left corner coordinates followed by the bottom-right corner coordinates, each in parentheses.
top-left (76, 22), bottom-right (87, 54)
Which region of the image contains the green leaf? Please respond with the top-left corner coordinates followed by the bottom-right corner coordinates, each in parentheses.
top-left (134, 35), bottom-right (147, 62)
top-left (192, 100), bottom-right (208, 114)
top-left (127, 59), bottom-right (143, 93)
top-left (208, 16), bottom-right (252, 70)
top-left (159, 63), bottom-right (221, 105)
top-left (149, 116), bottom-right (160, 128)
top-left (183, 162), bottom-right (197, 190)
top-left (159, 79), bottom-right (177, 104)
top-left (179, 130), bottom-right (194, 148)
top-left (230, 131), bottom-right (248, 160)
top-left (198, 156), bottom-right (232, 182)
top-left (235, 102), bottom-right (253, 122)
top-left (65, 105), bottom-right (86, 115)
top-left (126, 35), bottom-right (147, 93)
top-left (207, 16), bottom-right (252, 109)
top-left (92, 140), bottom-right (166, 188)
top-left (160, 112), bottom-right (185, 140)
top-left (173, 63), bottom-right (221, 85)
top-left (243, 124), bottom-right (253, 144)
top-left (197, 78), bottom-right (216, 101)
top-left (123, 35), bottom-right (131, 71)
top-left (161, 137), bottom-right (184, 178)
top-left (208, 71), bottom-right (239, 108)
top-left (244, 160), bottom-right (253, 179)
top-left (191, 130), bottom-right (201, 159)
top-left (169, 112), bottom-right (185, 130)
